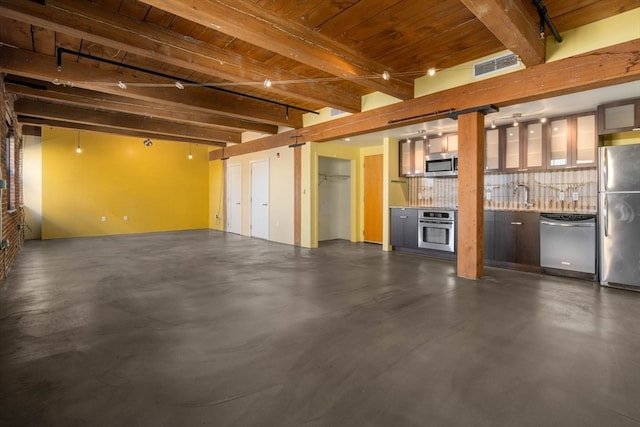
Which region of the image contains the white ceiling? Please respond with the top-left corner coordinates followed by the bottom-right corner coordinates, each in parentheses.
top-left (335, 81), bottom-right (640, 147)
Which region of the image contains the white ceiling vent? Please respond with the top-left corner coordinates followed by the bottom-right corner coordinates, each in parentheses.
top-left (473, 53), bottom-right (519, 78)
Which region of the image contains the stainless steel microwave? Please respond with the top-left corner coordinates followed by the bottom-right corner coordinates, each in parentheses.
top-left (425, 152), bottom-right (458, 177)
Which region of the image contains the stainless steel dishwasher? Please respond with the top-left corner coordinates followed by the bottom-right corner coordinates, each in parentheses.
top-left (540, 213), bottom-right (597, 280)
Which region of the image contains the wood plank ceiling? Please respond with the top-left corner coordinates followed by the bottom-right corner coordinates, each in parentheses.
top-left (1, 0), bottom-right (638, 147)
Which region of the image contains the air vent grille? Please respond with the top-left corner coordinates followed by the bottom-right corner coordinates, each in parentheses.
top-left (474, 53), bottom-right (518, 78)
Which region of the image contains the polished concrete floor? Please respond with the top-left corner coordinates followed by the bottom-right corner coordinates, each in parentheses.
top-left (1, 230), bottom-right (640, 427)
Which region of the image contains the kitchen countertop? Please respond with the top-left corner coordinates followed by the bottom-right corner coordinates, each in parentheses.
top-left (391, 206), bottom-right (597, 215)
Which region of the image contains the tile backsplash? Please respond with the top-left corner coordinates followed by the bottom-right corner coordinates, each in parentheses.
top-left (405, 168), bottom-right (597, 213)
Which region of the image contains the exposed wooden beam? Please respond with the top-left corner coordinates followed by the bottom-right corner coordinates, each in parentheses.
top-left (140, 0), bottom-right (414, 100)
top-left (6, 82), bottom-right (278, 134)
top-left (210, 38), bottom-right (640, 160)
top-left (18, 116), bottom-right (226, 147)
top-left (0, 46), bottom-right (304, 127)
top-left (460, 0), bottom-right (545, 66)
top-left (0, 0), bottom-right (361, 113)
top-left (15, 98), bottom-right (240, 145)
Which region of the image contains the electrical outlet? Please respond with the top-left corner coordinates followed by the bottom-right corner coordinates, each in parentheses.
top-left (572, 192), bottom-right (579, 201)
top-left (101, 216), bottom-right (106, 222)
top-left (124, 215), bottom-right (128, 221)
top-left (558, 191), bottom-right (565, 201)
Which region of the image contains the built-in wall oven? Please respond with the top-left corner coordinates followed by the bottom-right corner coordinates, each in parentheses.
top-left (418, 210), bottom-right (456, 252)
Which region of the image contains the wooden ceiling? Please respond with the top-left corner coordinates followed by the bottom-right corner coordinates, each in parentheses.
top-left (1, 0), bottom-right (639, 146)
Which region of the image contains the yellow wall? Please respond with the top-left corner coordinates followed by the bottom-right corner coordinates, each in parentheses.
top-left (547, 8), bottom-right (640, 62)
top-left (42, 128), bottom-right (209, 239)
top-left (603, 131), bottom-right (640, 146)
top-left (209, 156), bottom-right (225, 231)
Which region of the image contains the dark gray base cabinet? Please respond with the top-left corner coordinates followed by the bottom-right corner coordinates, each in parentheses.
top-left (485, 211), bottom-right (540, 271)
top-left (391, 208), bottom-right (418, 249)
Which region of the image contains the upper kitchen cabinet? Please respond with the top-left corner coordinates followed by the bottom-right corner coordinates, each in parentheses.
top-left (399, 138), bottom-right (426, 176)
top-left (485, 112), bottom-right (596, 172)
top-left (597, 98), bottom-right (640, 135)
top-left (485, 128), bottom-right (501, 172)
top-left (547, 112), bottom-right (597, 168)
top-left (426, 133), bottom-right (458, 155)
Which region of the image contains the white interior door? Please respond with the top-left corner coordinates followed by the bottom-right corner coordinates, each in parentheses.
top-left (250, 159), bottom-right (269, 240)
top-left (227, 163), bottom-right (242, 234)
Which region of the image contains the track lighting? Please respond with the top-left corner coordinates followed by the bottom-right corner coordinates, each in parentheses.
top-left (263, 79), bottom-right (272, 88)
top-left (175, 81), bottom-right (185, 89)
top-left (512, 113), bottom-right (521, 127)
top-left (143, 138), bottom-right (153, 147)
top-left (427, 68), bottom-right (436, 77)
top-left (491, 120), bottom-right (496, 129)
top-left (382, 71), bottom-right (390, 81)
top-left (117, 81), bottom-right (127, 89)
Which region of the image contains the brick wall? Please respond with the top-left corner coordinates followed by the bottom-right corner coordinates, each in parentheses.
top-left (1, 74), bottom-right (25, 281)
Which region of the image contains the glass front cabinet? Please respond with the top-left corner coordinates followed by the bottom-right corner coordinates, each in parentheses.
top-left (485, 112), bottom-right (596, 172)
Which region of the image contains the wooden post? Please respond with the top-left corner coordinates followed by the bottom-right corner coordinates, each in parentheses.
top-left (457, 111), bottom-right (484, 279)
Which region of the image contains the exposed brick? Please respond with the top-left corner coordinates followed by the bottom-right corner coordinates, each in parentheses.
top-left (0, 74), bottom-right (25, 282)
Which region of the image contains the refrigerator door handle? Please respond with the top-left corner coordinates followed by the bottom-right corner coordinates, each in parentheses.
top-left (604, 194), bottom-right (608, 237)
top-left (602, 147), bottom-right (608, 192)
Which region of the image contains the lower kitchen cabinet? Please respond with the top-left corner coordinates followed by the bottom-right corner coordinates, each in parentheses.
top-left (391, 208), bottom-right (418, 249)
top-left (484, 211), bottom-right (495, 260)
top-left (487, 211), bottom-right (540, 269)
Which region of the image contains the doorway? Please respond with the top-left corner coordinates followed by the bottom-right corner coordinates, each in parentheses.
top-left (364, 154), bottom-right (383, 243)
top-left (250, 159), bottom-right (269, 240)
top-left (318, 157), bottom-right (351, 242)
top-left (226, 163), bottom-right (242, 234)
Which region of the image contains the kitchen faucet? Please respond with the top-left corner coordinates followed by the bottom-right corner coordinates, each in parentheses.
top-left (513, 184), bottom-right (532, 208)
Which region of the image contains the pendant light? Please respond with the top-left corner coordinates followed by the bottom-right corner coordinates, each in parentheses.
top-left (188, 143), bottom-right (193, 160)
top-left (76, 131), bottom-right (82, 154)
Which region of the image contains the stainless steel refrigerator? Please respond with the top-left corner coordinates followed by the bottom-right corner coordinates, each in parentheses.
top-left (599, 144), bottom-right (640, 289)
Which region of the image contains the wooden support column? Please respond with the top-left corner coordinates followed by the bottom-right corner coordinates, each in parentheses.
top-left (457, 111), bottom-right (485, 279)
top-left (294, 146), bottom-right (302, 246)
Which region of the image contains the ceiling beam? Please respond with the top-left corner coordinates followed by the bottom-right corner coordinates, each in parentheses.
top-left (6, 82), bottom-right (278, 134)
top-left (0, 0), bottom-right (361, 113)
top-left (140, 0), bottom-right (414, 100)
top-left (460, 0), bottom-right (546, 66)
top-left (0, 46), bottom-right (304, 127)
top-left (18, 116), bottom-right (225, 147)
top-left (210, 38), bottom-right (640, 160)
top-left (15, 98), bottom-right (240, 145)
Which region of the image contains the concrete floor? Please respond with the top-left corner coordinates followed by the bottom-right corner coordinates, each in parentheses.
top-left (1, 230), bottom-right (640, 427)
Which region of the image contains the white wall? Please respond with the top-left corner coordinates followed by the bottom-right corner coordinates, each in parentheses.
top-left (318, 157), bottom-right (351, 241)
top-left (23, 132), bottom-right (42, 240)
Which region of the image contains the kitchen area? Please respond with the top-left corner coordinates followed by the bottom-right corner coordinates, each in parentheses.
top-left (390, 96), bottom-right (640, 291)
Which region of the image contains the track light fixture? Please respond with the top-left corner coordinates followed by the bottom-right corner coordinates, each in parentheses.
top-left (175, 81), bottom-right (185, 89)
top-left (143, 138), bottom-right (153, 147)
top-left (491, 120), bottom-right (496, 129)
top-left (512, 113), bottom-right (522, 127)
top-left (382, 71), bottom-right (390, 81)
top-left (117, 81), bottom-right (127, 89)
top-left (427, 68), bottom-right (436, 77)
